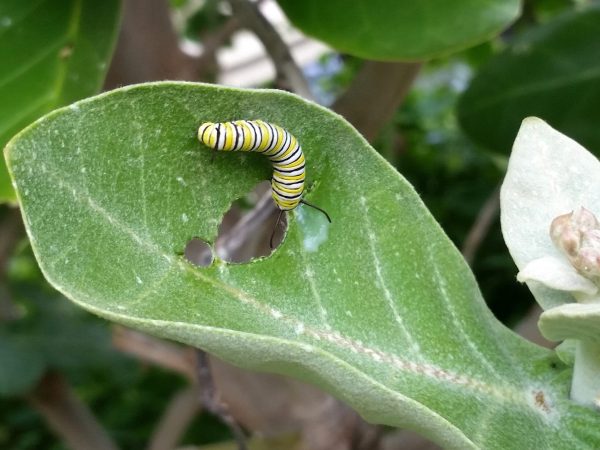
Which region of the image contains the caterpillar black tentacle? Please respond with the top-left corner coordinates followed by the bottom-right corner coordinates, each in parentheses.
top-left (299, 199), bottom-right (331, 223)
top-left (197, 120), bottom-right (331, 248)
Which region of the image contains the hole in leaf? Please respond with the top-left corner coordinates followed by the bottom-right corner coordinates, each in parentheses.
top-left (184, 238), bottom-right (213, 267)
top-left (215, 181), bottom-right (288, 263)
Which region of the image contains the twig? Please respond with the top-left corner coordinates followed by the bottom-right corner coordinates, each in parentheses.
top-left (113, 330), bottom-right (249, 448)
top-left (196, 350), bottom-right (248, 450)
top-left (301, 397), bottom-right (383, 450)
top-left (461, 185), bottom-right (500, 265)
top-left (195, 17), bottom-right (242, 81)
top-left (26, 372), bottom-right (119, 450)
top-left (216, 185), bottom-right (278, 261)
top-left (104, 0), bottom-right (198, 87)
top-left (513, 304), bottom-right (553, 348)
top-left (228, 0), bottom-right (314, 100)
top-left (147, 386), bottom-right (201, 450)
top-left (333, 61), bottom-right (422, 142)
top-left (112, 326), bottom-right (197, 380)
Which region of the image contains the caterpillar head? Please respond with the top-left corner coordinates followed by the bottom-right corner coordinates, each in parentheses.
top-left (197, 122), bottom-right (215, 147)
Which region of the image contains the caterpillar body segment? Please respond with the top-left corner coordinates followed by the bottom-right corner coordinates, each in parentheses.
top-left (198, 119), bottom-right (331, 248)
top-left (198, 120), bottom-right (306, 210)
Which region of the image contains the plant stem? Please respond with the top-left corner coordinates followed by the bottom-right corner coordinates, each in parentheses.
top-left (571, 340), bottom-right (600, 409)
top-left (147, 386), bottom-right (201, 450)
top-left (333, 61), bottom-right (421, 141)
top-left (461, 184), bottom-right (500, 265)
top-left (27, 372), bottom-right (118, 450)
top-left (228, 0), bottom-right (314, 100)
top-left (196, 350), bottom-right (248, 450)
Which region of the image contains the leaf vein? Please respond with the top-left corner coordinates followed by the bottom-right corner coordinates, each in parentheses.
top-left (297, 231), bottom-right (330, 327)
top-left (430, 258), bottom-right (498, 376)
top-left (359, 195), bottom-right (421, 355)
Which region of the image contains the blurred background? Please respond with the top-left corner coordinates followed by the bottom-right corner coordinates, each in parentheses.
top-left (1, 0), bottom-right (597, 448)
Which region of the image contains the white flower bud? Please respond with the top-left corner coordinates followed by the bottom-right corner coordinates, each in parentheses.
top-left (550, 208), bottom-right (600, 281)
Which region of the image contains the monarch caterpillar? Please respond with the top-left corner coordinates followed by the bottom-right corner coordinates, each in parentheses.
top-left (197, 120), bottom-right (331, 248)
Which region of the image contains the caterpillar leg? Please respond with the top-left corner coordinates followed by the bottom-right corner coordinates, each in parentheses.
top-left (300, 199), bottom-right (332, 223)
top-left (270, 209), bottom-right (285, 249)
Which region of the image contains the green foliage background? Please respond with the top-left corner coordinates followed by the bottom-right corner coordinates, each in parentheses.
top-left (0, 0), bottom-right (120, 202)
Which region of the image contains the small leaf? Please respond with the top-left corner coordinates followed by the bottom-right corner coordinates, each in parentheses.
top-left (540, 303), bottom-right (600, 344)
top-left (458, 6), bottom-right (600, 155)
top-left (276, 0), bottom-right (520, 61)
top-left (0, 0), bottom-right (121, 203)
top-left (6, 84), bottom-right (600, 448)
top-left (501, 117), bottom-right (600, 310)
top-left (517, 256), bottom-right (598, 296)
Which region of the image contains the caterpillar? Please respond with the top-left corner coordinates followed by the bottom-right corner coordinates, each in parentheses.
top-left (197, 119), bottom-right (331, 248)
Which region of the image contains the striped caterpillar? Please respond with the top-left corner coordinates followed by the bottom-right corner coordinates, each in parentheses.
top-left (197, 119), bottom-right (331, 247)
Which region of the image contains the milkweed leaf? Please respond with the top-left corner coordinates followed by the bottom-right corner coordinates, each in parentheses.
top-left (6, 83), bottom-right (600, 448)
top-left (458, 6), bottom-right (600, 155)
top-left (276, 0), bottom-right (520, 60)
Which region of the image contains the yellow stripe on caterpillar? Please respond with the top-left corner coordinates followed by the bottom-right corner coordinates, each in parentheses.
top-left (197, 119), bottom-right (331, 248)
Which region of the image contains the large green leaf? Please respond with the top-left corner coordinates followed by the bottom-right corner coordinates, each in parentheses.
top-left (5, 83), bottom-right (600, 448)
top-left (0, 0), bottom-right (121, 203)
top-left (276, 0), bottom-right (521, 61)
top-left (458, 6), bottom-right (600, 154)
